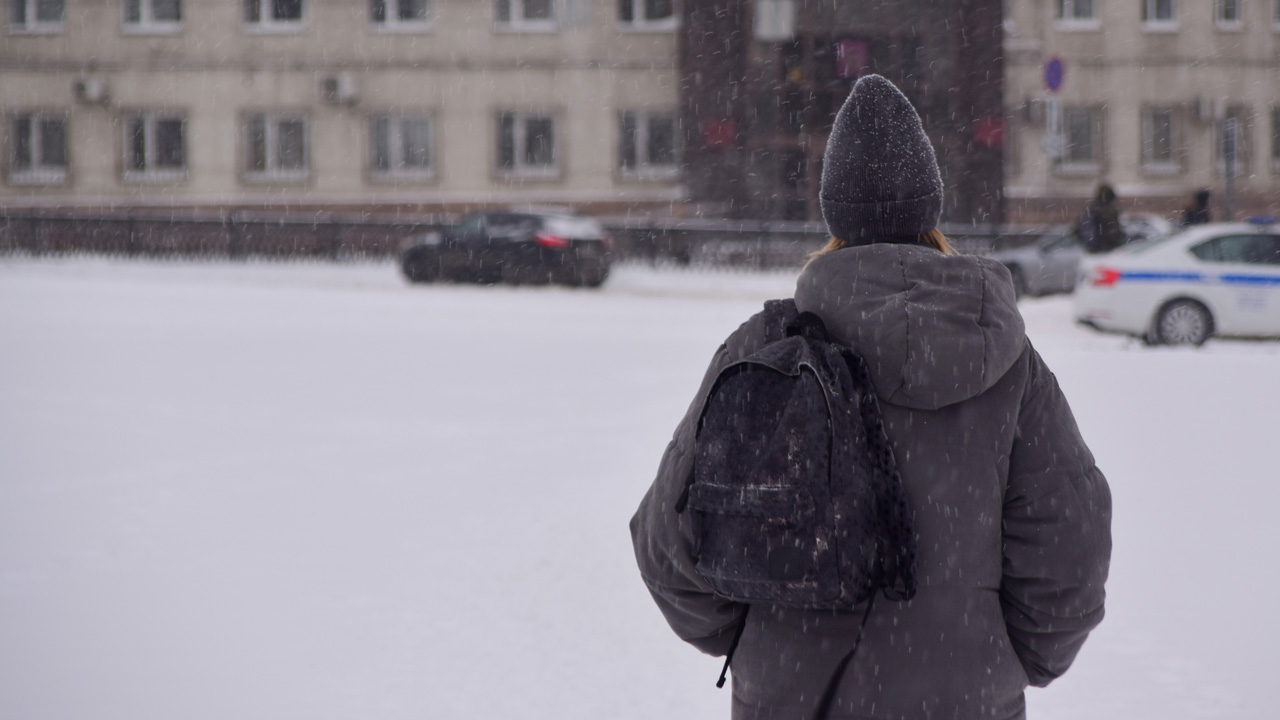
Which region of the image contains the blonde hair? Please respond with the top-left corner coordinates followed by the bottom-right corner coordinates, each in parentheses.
top-left (810, 228), bottom-right (956, 261)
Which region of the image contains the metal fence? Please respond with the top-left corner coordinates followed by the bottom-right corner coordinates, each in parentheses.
top-left (0, 209), bottom-right (1050, 267)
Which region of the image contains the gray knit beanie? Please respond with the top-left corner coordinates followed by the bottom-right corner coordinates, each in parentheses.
top-left (820, 74), bottom-right (943, 243)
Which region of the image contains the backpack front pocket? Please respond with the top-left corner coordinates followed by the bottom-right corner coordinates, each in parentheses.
top-left (687, 482), bottom-right (836, 605)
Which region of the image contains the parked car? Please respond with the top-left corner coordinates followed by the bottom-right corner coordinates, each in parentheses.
top-left (401, 211), bottom-right (612, 287)
top-left (1074, 219), bottom-right (1280, 345)
top-left (991, 214), bottom-right (1174, 299)
top-left (989, 227), bottom-right (1083, 298)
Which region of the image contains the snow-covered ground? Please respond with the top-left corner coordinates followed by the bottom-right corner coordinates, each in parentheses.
top-left (1, 257), bottom-right (1277, 720)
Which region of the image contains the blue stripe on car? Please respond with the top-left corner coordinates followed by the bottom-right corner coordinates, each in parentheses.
top-left (1117, 271), bottom-right (1280, 285)
top-left (1219, 275), bottom-right (1280, 286)
top-left (1120, 271), bottom-right (1204, 282)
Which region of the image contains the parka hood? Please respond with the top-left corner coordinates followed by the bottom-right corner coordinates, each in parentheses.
top-left (794, 243), bottom-right (1026, 410)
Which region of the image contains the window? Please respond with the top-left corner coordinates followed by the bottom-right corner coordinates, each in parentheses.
top-left (9, 0), bottom-right (63, 31)
top-left (620, 110), bottom-right (678, 176)
top-left (244, 0), bottom-right (303, 27)
top-left (9, 112), bottom-right (67, 183)
top-left (1215, 0), bottom-right (1242, 26)
top-left (371, 0), bottom-right (430, 27)
top-left (1192, 235), bottom-right (1280, 264)
top-left (495, 0), bottom-right (556, 30)
top-left (370, 113), bottom-right (433, 177)
top-left (124, 113), bottom-right (185, 179)
top-left (1274, 0), bottom-right (1280, 25)
top-left (1215, 107), bottom-right (1248, 176)
top-left (1141, 107), bottom-right (1178, 172)
top-left (619, 0), bottom-right (676, 29)
top-left (243, 113), bottom-right (308, 180)
top-left (1055, 0), bottom-right (1095, 22)
top-left (1141, 0), bottom-right (1177, 27)
top-left (497, 111), bottom-right (557, 175)
top-left (124, 0), bottom-right (181, 30)
top-left (1059, 106), bottom-right (1101, 171)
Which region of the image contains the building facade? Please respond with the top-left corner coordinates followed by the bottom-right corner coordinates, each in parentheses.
top-left (678, 0), bottom-right (1007, 227)
top-left (1004, 0), bottom-right (1280, 224)
top-left (2, 0), bottom-right (683, 214)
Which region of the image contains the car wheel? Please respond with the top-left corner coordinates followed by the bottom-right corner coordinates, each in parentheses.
top-left (558, 262), bottom-right (609, 288)
top-left (504, 263), bottom-right (552, 286)
top-left (401, 253), bottom-right (440, 283)
top-left (579, 266), bottom-right (609, 288)
top-left (1007, 266), bottom-right (1028, 299)
top-left (1154, 299), bottom-right (1213, 346)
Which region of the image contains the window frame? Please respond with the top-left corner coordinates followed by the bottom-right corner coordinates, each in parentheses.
top-left (1054, 0), bottom-right (1099, 29)
top-left (1140, 0), bottom-right (1179, 31)
top-left (1055, 105), bottom-right (1103, 176)
top-left (1214, 106), bottom-right (1249, 177)
top-left (122, 111), bottom-right (187, 182)
top-left (1215, 0), bottom-right (1243, 29)
top-left (618, 109), bottom-right (679, 179)
top-left (241, 111), bottom-right (310, 182)
top-left (617, 0), bottom-right (678, 31)
top-left (494, 0), bottom-right (558, 32)
top-left (243, 0), bottom-right (306, 33)
top-left (9, 0), bottom-right (65, 33)
top-left (495, 110), bottom-right (559, 178)
top-left (369, 0), bottom-right (433, 31)
top-left (7, 110), bottom-right (69, 185)
top-left (368, 111), bottom-right (436, 181)
top-left (1140, 106), bottom-right (1180, 175)
top-left (123, 0), bottom-right (183, 34)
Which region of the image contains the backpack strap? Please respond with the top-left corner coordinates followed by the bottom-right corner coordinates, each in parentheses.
top-left (785, 311), bottom-right (829, 342)
top-left (842, 349), bottom-right (918, 601)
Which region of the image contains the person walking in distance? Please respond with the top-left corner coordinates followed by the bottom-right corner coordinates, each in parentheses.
top-left (1078, 184), bottom-right (1127, 253)
top-left (1182, 188), bottom-right (1212, 227)
top-left (630, 75), bottom-right (1112, 720)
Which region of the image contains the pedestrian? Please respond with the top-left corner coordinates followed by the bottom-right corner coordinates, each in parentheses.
top-left (1181, 188), bottom-right (1212, 227)
top-left (1078, 183), bottom-right (1126, 253)
top-left (630, 75), bottom-right (1112, 720)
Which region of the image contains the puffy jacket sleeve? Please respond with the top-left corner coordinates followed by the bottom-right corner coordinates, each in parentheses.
top-left (1001, 345), bottom-right (1112, 687)
top-left (629, 343), bottom-right (748, 656)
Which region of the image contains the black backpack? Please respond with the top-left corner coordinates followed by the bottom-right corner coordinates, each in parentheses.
top-left (675, 301), bottom-right (917, 711)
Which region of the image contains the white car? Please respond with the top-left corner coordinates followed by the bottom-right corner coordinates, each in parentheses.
top-left (1074, 220), bottom-right (1280, 345)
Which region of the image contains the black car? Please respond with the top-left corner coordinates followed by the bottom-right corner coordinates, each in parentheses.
top-left (401, 211), bottom-right (612, 287)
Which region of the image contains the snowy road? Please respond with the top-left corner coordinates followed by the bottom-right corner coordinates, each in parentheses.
top-left (1, 257), bottom-right (1278, 719)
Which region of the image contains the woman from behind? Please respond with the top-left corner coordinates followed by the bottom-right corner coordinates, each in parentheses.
top-left (631, 75), bottom-right (1112, 720)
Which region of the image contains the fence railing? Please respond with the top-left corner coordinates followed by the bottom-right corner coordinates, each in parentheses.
top-left (1, 209), bottom-right (1051, 267)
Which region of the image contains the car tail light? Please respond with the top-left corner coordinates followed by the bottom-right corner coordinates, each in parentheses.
top-left (534, 232), bottom-right (570, 249)
top-left (1091, 266), bottom-right (1122, 287)
top-left (602, 233), bottom-right (614, 251)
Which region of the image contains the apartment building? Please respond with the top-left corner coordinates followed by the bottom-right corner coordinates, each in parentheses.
top-left (678, 0), bottom-right (1006, 227)
top-left (1, 0), bottom-right (683, 214)
top-left (1005, 0), bottom-right (1280, 223)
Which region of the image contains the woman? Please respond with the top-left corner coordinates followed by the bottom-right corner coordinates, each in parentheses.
top-left (630, 75), bottom-right (1112, 720)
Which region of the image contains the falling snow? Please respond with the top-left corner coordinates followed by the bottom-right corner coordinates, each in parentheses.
top-left (1, 257), bottom-right (1278, 719)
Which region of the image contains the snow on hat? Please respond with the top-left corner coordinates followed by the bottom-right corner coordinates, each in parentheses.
top-left (819, 74), bottom-right (943, 243)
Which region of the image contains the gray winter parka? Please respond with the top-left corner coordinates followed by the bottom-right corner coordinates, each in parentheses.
top-left (630, 243), bottom-right (1112, 720)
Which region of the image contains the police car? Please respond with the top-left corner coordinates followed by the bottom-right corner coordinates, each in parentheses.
top-left (1074, 219), bottom-right (1280, 345)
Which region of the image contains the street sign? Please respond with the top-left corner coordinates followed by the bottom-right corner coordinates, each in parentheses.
top-left (1043, 56), bottom-right (1065, 93)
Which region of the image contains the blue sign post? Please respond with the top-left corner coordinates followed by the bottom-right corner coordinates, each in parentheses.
top-left (1043, 56), bottom-right (1065, 94)
top-left (1041, 57), bottom-right (1066, 159)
